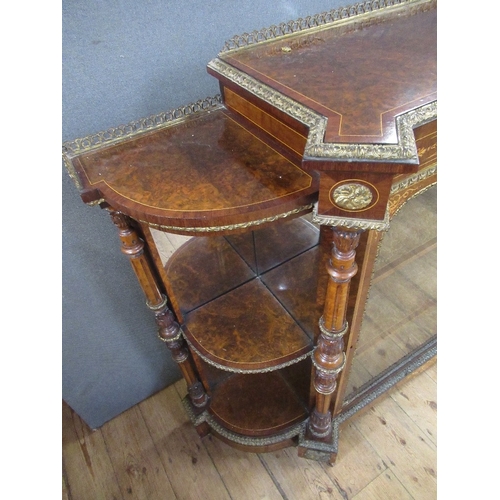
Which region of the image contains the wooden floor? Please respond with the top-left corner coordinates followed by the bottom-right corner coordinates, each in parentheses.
top-left (62, 359), bottom-right (437, 500)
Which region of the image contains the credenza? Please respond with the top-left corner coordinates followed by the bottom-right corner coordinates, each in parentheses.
top-left (63, 0), bottom-right (436, 464)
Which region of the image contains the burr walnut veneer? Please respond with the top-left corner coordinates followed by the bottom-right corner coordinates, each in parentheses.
top-left (64, 0), bottom-right (437, 464)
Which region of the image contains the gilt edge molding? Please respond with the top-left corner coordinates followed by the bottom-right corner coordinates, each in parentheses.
top-left (182, 332), bottom-right (313, 374)
top-left (207, 58), bottom-right (437, 164)
top-left (182, 396), bottom-right (306, 447)
top-left (312, 207), bottom-right (391, 232)
top-left (140, 204), bottom-right (314, 234)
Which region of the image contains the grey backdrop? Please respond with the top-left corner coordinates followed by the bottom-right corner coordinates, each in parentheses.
top-left (62, 0), bottom-right (345, 429)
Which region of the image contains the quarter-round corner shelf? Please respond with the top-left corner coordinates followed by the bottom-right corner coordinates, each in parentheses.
top-left (66, 104), bottom-right (318, 235)
top-left (164, 216), bottom-right (321, 372)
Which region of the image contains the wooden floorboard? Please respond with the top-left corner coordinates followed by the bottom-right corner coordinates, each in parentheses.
top-left (321, 420), bottom-right (387, 498)
top-left (99, 405), bottom-right (177, 499)
top-left (139, 382), bottom-right (232, 500)
top-left (62, 359), bottom-right (436, 500)
top-left (62, 399), bottom-right (124, 500)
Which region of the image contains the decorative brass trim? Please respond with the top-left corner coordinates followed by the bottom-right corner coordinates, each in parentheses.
top-left (306, 103), bottom-right (436, 162)
top-left (209, 415), bottom-right (305, 447)
top-left (331, 183), bottom-right (374, 211)
top-left (86, 198), bottom-right (106, 207)
top-left (340, 336), bottom-right (436, 413)
top-left (157, 330), bottom-right (183, 344)
top-left (311, 352), bottom-right (346, 377)
top-left (182, 332), bottom-right (313, 374)
top-left (62, 95), bottom-right (224, 195)
top-left (311, 166), bottom-right (436, 230)
top-left (298, 338), bottom-right (436, 461)
top-left (140, 204), bottom-right (314, 234)
top-left (182, 396), bottom-right (306, 447)
top-left (62, 154), bottom-right (84, 191)
top-left (220, 0), bottom-right (421, 54)
top-left (390, 164), bottom-right (437, 195)
top-left (209, 58), bottom-right (436, 162)
top-left (312, 207), bottom-right (390, 232)
top-left (388, 165), bottom-right (437, 217)
top-left (146, 294), bottom-right (168, 311)
top-left (318, 317), bottom-right (349, 339)
top-left (209, 56), bottom-right (326, 129)
top-left (62, 95), bottom-right (223, 159)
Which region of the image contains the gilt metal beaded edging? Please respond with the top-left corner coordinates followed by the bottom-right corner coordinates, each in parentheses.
top-left (182, 397), bottom-right (306, 447)
top-left (182, 332), bottom-right (313, 374)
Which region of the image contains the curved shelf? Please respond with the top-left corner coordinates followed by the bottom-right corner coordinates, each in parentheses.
top-left (68, 105), bottom-right (318, 234)
top-left (165, 217), bottom-right (321, 372)
top-left (183, 279), bottom-right (312, 372)
top-left (182, 356), bottom-right (312, 446)
top-left (209, 371), bottom-right (308, 437)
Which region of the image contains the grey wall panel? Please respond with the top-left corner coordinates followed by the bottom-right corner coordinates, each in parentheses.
top-left (63, 0), bottom-right (345, 428)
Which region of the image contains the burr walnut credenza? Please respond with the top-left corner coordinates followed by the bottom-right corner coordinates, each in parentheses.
top-left (63, 0), bottom-right (437, 464)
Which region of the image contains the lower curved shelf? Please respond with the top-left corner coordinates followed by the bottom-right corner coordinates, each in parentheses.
top-left (182, 364), bottom-right (312, 450)
top-left (183, 395), bottom-right (306, 452)
top-left (208, 371), bottom-right (308, 437)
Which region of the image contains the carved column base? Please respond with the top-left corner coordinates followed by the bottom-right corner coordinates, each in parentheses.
top-left (187, 381), bottom-right (210, 414)
top-left (154, 300), bottom-right (209, 413)
top-left (308, 408), bottom-right (333, 440)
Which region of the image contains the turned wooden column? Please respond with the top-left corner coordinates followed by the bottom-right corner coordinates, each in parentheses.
top-left (308, 227), bottom-right (363, 440)
top-left (107, 208), bottom-right (209, 411)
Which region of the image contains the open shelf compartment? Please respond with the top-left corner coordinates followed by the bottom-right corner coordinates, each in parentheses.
top-left (165, 216), bottom-right (321, 372)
